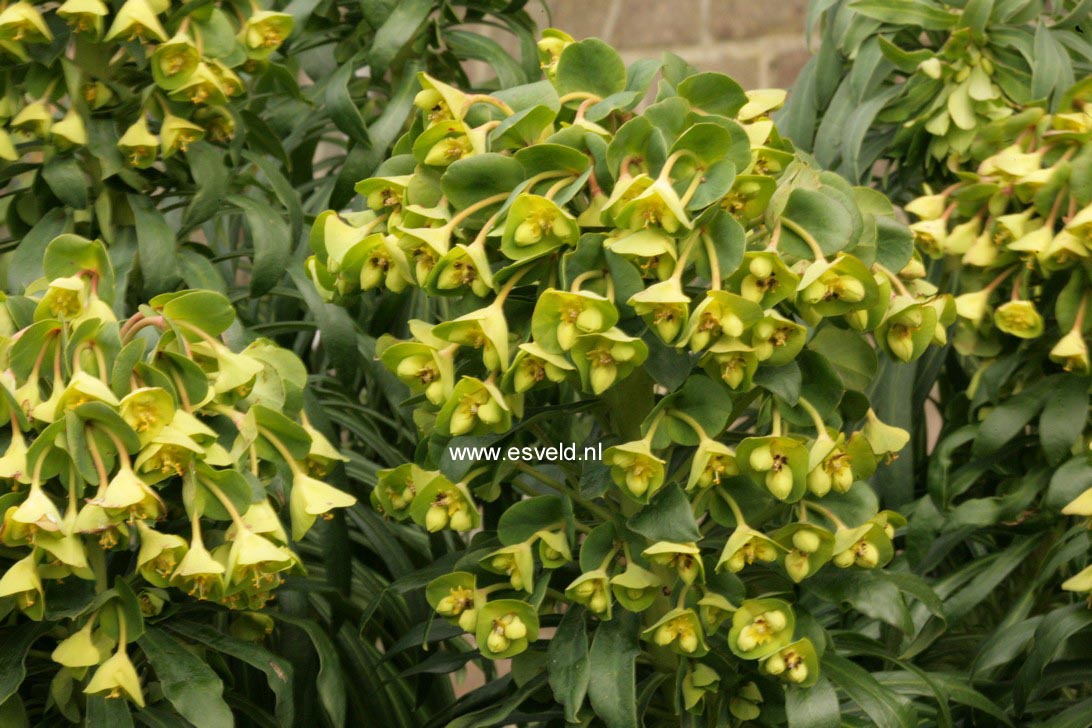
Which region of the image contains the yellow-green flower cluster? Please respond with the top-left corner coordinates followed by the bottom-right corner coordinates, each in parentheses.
top-left (314, 29), bottom-right (947, 718)
top-left (0, 0), bottom-right (292, 165)
top-left (906, 94), bottom-right (1092, 373)
top-left (0, 234), bottom-right (353, 705)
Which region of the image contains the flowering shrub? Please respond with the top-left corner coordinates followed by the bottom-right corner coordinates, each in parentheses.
top-left (311, 31), bottom-right (956, 724)
top-left (0, 1), bottom-right (548, 723)
top-left (797, 0), bottom-right (1092, 722)
top-left (0, 234), bottom-right (354, 713)
top-left (782, 0), bottom-right (1092, 193)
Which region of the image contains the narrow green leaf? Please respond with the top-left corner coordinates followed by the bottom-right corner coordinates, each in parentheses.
top-left (548, 607), bottom-right (590, 723)
top-left (138, 628), bottom-right (233, 728)
top-left (588, 611), bottom-right (640, 728)
top-left (823, 652), bottom-right (917, 728)
top-left (129, 194), bottom-right (182, 295)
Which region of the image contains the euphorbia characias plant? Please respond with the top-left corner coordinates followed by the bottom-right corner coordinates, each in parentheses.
top-left (309, 30), bottom-right (953, 723)
top-left (906, 80), bottom-right (1092, 604)
top-left (0, 235), bottom-right (354, 707)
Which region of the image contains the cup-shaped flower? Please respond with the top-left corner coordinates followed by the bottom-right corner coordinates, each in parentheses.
top-left (104, 0), bottom-right (166, 41)
top-left (571, 329), bottom-right (648, 395)
top-left (52, 620), bottom-right (107, 668)
top-left (531, 289), bottom-right (618, 353)
top-left (807, 432), bottom-right (875, 497)
top-left (56, 0), bottom-right (107, 35)
top-left (731, 252), bottom-right (799, 308)
top-left (831, 523), bottom-right (894, 569)
top-left (536, 529), bottom-right (572, 568)
top-left (877, 297), bottom-right (939, 362)
top-left (289, 471), bottom-right (356, 541)
top-left (435, 377), bottom-right (511, 437)
top-left (120, 387), bottom-right (174, 446)
top-left (628, 279), bottom-right (691, 345)
top-left (169, 536), bottom-right (225, 601)
top-left (52, 109), bottom-right (88, 148)
top-left (434, 307), bottom-right (510, 371)
top-left (475, 599), bottom-right (539, 659)
top-left (607, 228), bottom-right (678, 281)
top-left (1050, 329), bottom-right (1091, 373)
top-left (0, 551), bottom-right (45, 619)
top-left (697, 591), bottom-right (736, 632)
top-left (796, 254), bottom-right (878, 318)
top-left (610, 175), bottom-right (692, 236)
top-left (687, 439), bottom-right (739, 490)
top-left (409, 474), bottom-right (479, 533)
top-left (905, 192), bottom-right (948, 221)
top-left (604, 440), bottom-right (666, 502)
top-left (10, 102), bottom-right (52, 138)
top-left (736, 436), bottom-right (808, 502)
top-left (501, 194), bottom-right (580, 261)
top-left (74, 503), bottom-right (130, 550)
top-left (994, 300), bottom-right (1044, 339)
top-left (565, 569), bottom-right (612, 618)
top-left (0, 426), bottom-right (30, 484)
top-left (134, 427), bottom-right (204, 483)
top-left (721, 175), bottom-right (776, 223)
top-left (91, 467), bottom-right (164, 522)
top-left (225, 529), bottom-right (299, 589)
top-left (136, 521), bottom-right (189, 587)
top-left (716, 525), bottom-right (785, 574)
top-left (117, 117), bottom-right (159, 169)
top-left (380, 340), bottom-right (453, 406)
top-left (229, 499), bottom-right (289, 544)
top-left (240, 10), bottom-right (293, 59)
top-left (151, 33), bottom-right (200, 90)
top-left (610, 562), bottom-right (661, 612)
top-left (644, 607), bottom-right (708, 656)
top-left (161, 115), bottom-right (205, 157)
top-left (761, 638), bottom-right (819, 687)
top-left (537, 29), bottom-right (573, 79)
top-left (0, 2), bottom-right (52, 43)
top-left (504, 343), bottom-right (573, 394)
top-left (772, 523), bottom-right (834, 582)
top-left (1062, 564), bottom-right (1092, 597)
top-left (356, 175), bottom-right (413, 216)
top-left (700, 340), bottom-right (758, 391)
top-left (413, 72), bottom-right (471, 124)
top-left (427, 243), bottom-right (493, 297)
top-left (168, 63), bottom-right (229, 106)
top-left (427, 572), bottom-right (479, 632)
top-left (749, 312), bottom-right (806, 366)
top-left (728, 598), bottom-right (794, 659)
top-left (643, 541), bottom-right (704, 585)
top-left (83, 643), bottom-right (145, 706)
top-left (480, 542), bottom-right (535, 593)
top-left (11, 483), bottom-right (63, 534)
top-left (683, 290), bottom-right (763, 352)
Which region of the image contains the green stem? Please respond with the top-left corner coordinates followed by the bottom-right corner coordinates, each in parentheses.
top-left (780, 217), bottom-right (827, 263)
top-left (716, 488), bottom-right (746, 526)
top-left (796, 396), bottom-right (828, 436)
top-left (702, 233), bottom-right (721, 290)
top-left (669, 409), bottom-right (711, 440)
top-left (514, 462), bottom-right (612, 520)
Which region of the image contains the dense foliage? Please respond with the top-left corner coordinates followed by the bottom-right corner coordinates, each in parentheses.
top-left (0, 0), bottom-right (543, 725)
top-left (303, 31), bottom-right (1013, 726)
top-left (782, 0), bottom-right (1092, 197)
top-left (0, 234), bottom-right (357, 719)
top-left (794, 0), bottom-right (1092, 725)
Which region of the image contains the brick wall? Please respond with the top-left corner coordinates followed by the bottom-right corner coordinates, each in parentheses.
top-left (524, 0), bottom-right (812, 90)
